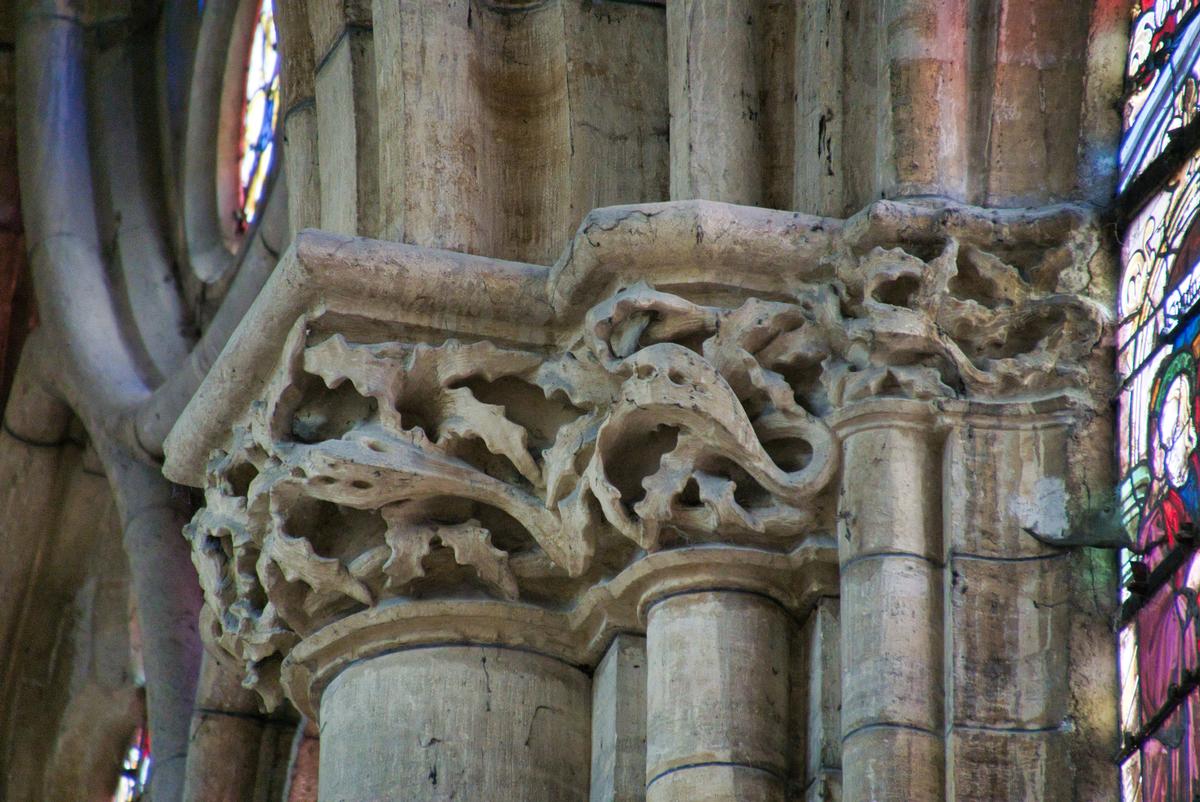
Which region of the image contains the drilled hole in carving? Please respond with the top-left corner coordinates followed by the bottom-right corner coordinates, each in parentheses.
top-left (219, 533), bottom-right (235, 563)
top-left (292, 379), bottom-right (378, 443)
top-left (403, 548), bottom-right (483, 600)
top-left (897, 239), bottom-right (946, 263)
top-left (605, 425), bottom-right (680, 509)
top-left (957, 306), bottom-right (1063, 361)
top-left (227, 461), bottom-right (258, 497)
top-left (200, 531), bottom-right (231, 571)
top-left (642, 321), bottom-right (711, 356)
top-left (349, 480), bottom-right (372, 490)
top-left (772, 359), bottom-right (828, 415)
top-left (234, 545), bottom-right (268, 614)
top-left (738, 387), bottom-right (768, 420)
top-left (611, 311), bottom-right (652, 357)
top-left (454, 376), bottom-right (583, 452)
top-left (679, 477), bottom-right (701, 506)
top-left (471, 503), bottom-right (536, 554)
top-left (732, 471), bottom-right (772, 509)
top-left (872, 274), bottom-right (921, 308)
top-left (762, 437), bottom-right (813, 473)
top-left (975, 242), bottom-right (1043, 277)
top-left (876, 371), bottom-right (906, 397)
top-left (394, 399), bottom-right (436, 436)
top-left (365, 440), bottom-right (387, 453)
top-left (312, 475), bottom-right (337, 485)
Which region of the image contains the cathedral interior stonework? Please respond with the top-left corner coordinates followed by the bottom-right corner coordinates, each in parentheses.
top-left (0, 0), bottom-right (1166, 800)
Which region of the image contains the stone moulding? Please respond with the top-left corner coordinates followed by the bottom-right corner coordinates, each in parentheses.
top-left (163, 198), bottom-right (1112, 709)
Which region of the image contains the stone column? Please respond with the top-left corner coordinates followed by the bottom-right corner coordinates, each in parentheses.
top-left (164, 200), bottom-right (1112, 802)
top-left (940, 408), bottom-right (1078, 800)
top-left (318, 646), bottom-right (590, 801)
top-left (667, 0), bottom-right (794, 207)
top-left (309, 0), bottom-right (378, 237)
top-left (832, 401), bottom-right (945, 802)
top-left (645, 591), bottom-right (790, 802)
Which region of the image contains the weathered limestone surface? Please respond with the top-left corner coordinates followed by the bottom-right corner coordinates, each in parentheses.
top-left (646, 592), bottom-right (790, 800)
top-left (792, 597), bottom-right (841, 801)
top-left (590, 634), bottom-right (647, 802)
top-left (164, 195), bottom-right (1115, 800)
top-left (313, 5), bottom-right (377, 238)
top-left (318, 646), bottom-right (591, 801)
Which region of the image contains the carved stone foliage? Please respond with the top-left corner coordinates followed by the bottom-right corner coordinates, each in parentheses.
top-left (183, 202), bottom-right (1109, 704)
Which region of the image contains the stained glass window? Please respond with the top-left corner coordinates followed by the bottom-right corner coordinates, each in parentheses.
top-left (235, 0), bottom-right (279, 232)
top-left (1119, 3), bottom-right (1200, 801)
top-left (1122, 0), bottom-right (1200, 191)
top-left (111, 726), bottom-right (151, 802)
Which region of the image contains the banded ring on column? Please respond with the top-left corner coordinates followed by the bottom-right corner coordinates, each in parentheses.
top-left (645, 590), bottom-right (791, 802)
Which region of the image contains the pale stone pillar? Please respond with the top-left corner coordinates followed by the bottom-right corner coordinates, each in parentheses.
top-left (667, 0), bottom-right (794, 207)
top-left (310, 0), bottom-right (378, 237)
top-left (941, 412), bottom-right (1076, 800)
top-left (317, 646), bottom-right (590, 802)
top-left (275, 2), bottom-right (319, 234)
top-left (833, 402), bottom-right (945, 802)
top-left (667, 0), bottom-right (761, 205)
top-left (791, 597), bottom-right (841, 801)
top-left (645, 591), bottom-right (790, 802)
top-left (372, 1), bottom-right (571, 263)
top-left (590, 634), bottom-right (647, 802)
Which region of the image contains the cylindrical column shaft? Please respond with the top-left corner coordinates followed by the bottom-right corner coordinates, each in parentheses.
top-left (318, 645), bottom-right (591, 801)
top-left (668, 0), bottom-right (767, 205)
top-left (645, 591), bottom-right (790, 802)
top-left (836, 414), bottom-right (945, 801)
top-left (942, 420), bottom-right (1076, 799)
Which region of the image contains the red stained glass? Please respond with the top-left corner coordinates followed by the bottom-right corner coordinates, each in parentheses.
top-left (1135, 555), bottom-right (1200, 722)
top-left (1138, 690), bottom-right (1200, 801)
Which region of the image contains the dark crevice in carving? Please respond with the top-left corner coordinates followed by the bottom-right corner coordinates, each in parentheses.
top-left (292, 376), bottom-right (379, 443)
top-left (607, 424), bottom-right (680, 510)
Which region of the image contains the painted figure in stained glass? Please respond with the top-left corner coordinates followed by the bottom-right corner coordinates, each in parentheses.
top-left (1129, 1), bottom-right (1200, 93)
top-left (1140, 352), bottom-right (1199, 562)
top-left (1122, 1), bottom-right (1200, 189)
top-left (1120, 312), bottom-right (1200, 800)
top-left (1118, 154), bottom-right (1200, 376)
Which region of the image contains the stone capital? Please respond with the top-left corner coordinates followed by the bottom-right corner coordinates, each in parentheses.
top-left (165, 198), bottom-right (1111, 710)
